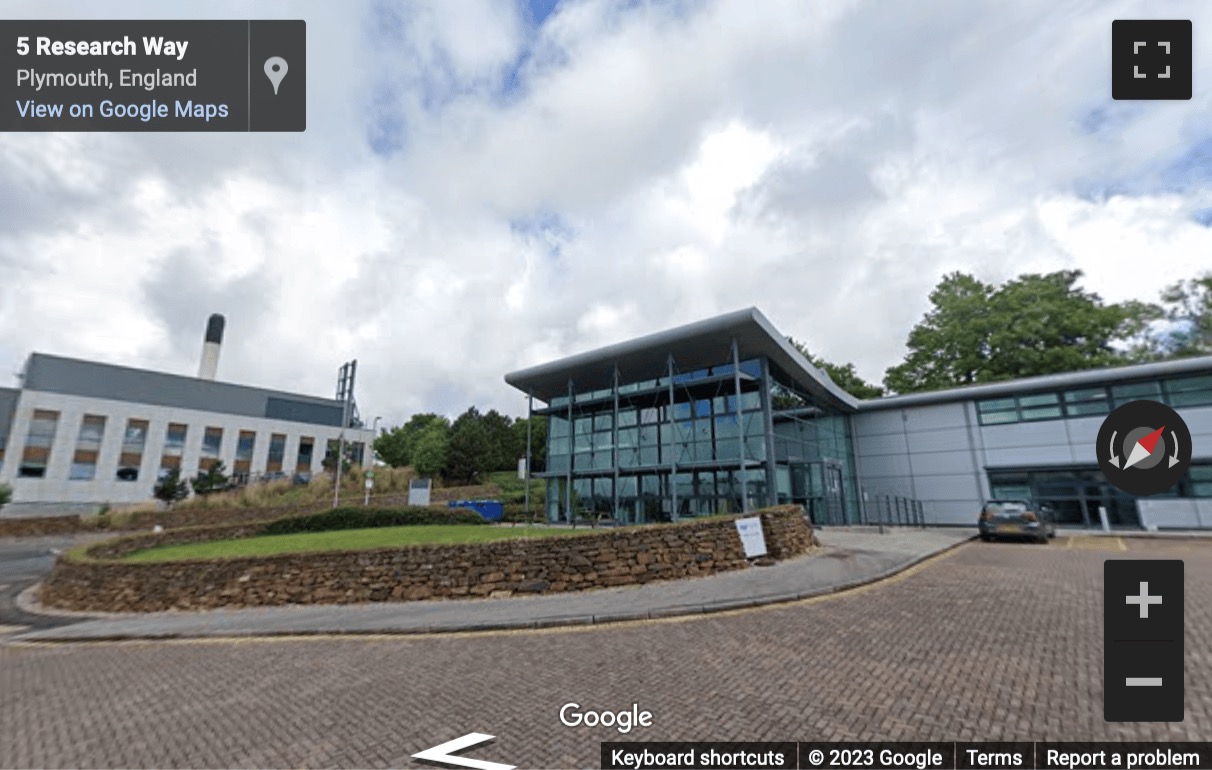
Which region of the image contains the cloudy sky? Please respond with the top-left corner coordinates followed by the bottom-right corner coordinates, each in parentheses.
top-left (2, 0), bottom-right (1212, 426)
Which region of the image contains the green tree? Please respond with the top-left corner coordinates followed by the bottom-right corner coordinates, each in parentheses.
top-left (153, 468), bottom-right (190, 507)
top-left (1158, 273), bottom-right (1212, 357)
top-left (787, 337), bottom-right (885, 400)
top-left (373, 413), bottom-right (449, 468)
top-left (883, 270), bottom-right (1158, 394)
top-left (883, 272), bottom-right (994, 393)
top-left (0, 482), bottom-right (12, 510)
top-left (512, 414), bottom-right (548, 473)
top-left (410, 423), bottom-right (450, 478)
top-left (320, 441), bottom-right (354, 474)
top-left (443, 407), bottom-right (490, 483)
top-left (481, 409), bottom-right (518, 471)
top-left (191, 460), bottom-right (230, 496)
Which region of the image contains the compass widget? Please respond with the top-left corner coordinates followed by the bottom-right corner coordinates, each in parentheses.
top-left (1096, 400), bottom-right (1192, 496)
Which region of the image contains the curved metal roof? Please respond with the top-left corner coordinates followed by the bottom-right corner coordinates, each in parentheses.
top-left (504, 307), bottom-right (860, 410)
top-left (857, 353), bottom-right (1212, 410)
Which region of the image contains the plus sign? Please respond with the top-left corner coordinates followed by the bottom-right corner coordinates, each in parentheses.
top-left (1127, 581), bottom-right (1163, 619)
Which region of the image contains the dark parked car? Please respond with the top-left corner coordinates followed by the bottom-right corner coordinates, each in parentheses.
top-left (978, 499), bottom-right (1056, 543)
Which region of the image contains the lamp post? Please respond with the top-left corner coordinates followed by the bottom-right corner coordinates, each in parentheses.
top-left (364, 416), bottom-right (382, 506)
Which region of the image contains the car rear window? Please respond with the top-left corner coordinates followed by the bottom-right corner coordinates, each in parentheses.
top-left (984, 501), bottom-right (1028, 514)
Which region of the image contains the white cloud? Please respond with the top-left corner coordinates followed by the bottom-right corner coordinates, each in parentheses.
top-left (2, 0), bottom-right (1212, 425)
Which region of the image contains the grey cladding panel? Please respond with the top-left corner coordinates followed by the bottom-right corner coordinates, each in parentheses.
top-left (853, 410), bottom-right (906, 437)
top-left (903, 402), bottom-right (969, 431)
top-left (985, 445), bottom-right (1078, 467)
top-left (0, 387), bottom-right (18, 443)
top-left (980, 421), bottom-right (1071, 450)
top-left (859, 453), bottom-right (914, 479)
top-left (901, 426), bottom-right (973, 453)
top-left (265, 397), bottom-right (342, 427)
top-left (905, 449), bottom-right (978, 477)
top-left (23, 354), bottom-right (343, 428)
top-left (908, 474), bottom-right (982, 502)
top-left (854, 431), bottom-right (909, 456)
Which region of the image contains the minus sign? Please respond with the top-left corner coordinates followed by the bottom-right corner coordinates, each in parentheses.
top-left (1126, 677), bottom-right (1163, 686)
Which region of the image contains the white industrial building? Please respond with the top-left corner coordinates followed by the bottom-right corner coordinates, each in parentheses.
top-left (0, 315), bottom-right (374, 516)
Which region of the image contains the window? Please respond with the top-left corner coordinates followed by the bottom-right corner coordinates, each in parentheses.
top-left (199, 427), bottom-right (223, 471)
top-left (117, 418), bottom-right (148, 481)
top-left (1063, 387), bottom-right (1110, 417)
top-left (1111, 381), bottom-right (1161, 408)
top-left (266, 433), bottom-right (286, 473)
top-left (19, 409), bottom-right (59, 478)
top-left (1017, 392), bottom-right (1062, 421)
top-left (1187, 464), bottom-right (1212, 498)
top-left (1164, 375), bottom-right (1212, 408)
top-left (296, 436), bottom-right (314, 472)
top-left (977, 398), bottom-right (1018, 425)
top-left (69, 414), bottom-right (106, 481)
top-left (234, 430), bottom-right (257, 475)
top-left (159, 423), bottom-right (188, 475)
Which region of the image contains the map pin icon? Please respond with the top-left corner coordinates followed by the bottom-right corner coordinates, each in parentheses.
top-left (264, 56), bottom-right (288, 95)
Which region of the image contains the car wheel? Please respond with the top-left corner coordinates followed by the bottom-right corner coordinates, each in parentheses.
top-left (1037, 533), bottom-right (1049, 544)
top-left (979, 533), bottom-right (992, 542)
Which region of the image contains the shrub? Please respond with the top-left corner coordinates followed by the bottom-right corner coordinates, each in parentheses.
top-left (0, 482), bottom-right (12, 508)
top-left (153, 469), bottom-right (189, 507)
top-left (261, 505), bottom-right (487, 535)
top-left (191, 460), bottom-right (230, 496)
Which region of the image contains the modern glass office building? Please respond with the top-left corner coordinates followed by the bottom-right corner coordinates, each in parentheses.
top-left (506, 307), bottom-right (1212, 530)
top-left (505, 308), bottom-right (862, 524)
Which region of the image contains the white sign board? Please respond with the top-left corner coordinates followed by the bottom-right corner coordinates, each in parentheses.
top-left (517, 457), bottom-right (527, 480)
top-left (408, 478), bottom-right (432, 506)
top-left (734, 516), bottom-right (767, 558)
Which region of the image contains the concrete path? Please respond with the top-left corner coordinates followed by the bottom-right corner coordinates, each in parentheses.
top-left (12, 527), bottom-right (974, 641)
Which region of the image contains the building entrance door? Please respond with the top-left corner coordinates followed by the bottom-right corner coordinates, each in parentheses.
top-left (823, 462), bottom-right (846, 525)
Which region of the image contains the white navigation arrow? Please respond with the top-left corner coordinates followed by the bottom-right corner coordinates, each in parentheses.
top-left (1123, 440), bottom-right (1153, 470)
top-left (1108, 430), bottom-right (1121, 469)
top-left (1169, 430), bottom-right (1181, 468)
top-left (412, 733), bottom-right (515, 770)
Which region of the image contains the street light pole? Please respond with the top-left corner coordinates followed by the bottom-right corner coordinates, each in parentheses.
top-left (364, 416), bottom-right (381, 506)
top-left (333, 392), bottom-right (351, 509)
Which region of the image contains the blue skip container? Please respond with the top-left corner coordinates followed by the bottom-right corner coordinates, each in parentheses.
top-left (448, 499), bottom-right (504, 522)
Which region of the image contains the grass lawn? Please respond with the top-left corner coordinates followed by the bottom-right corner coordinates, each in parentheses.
top-left (121, 525), bottom-right (591, 563)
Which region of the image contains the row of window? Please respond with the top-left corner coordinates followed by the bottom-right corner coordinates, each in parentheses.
top-left (976, 375), bottom-right (1212, 426)
top-left (546, 467), bottom-right (770, 521)
top-left (547, 361), bottom-right (764, 407)
top-left (550, 394), bottom-right (764, 435)
top-left (5, 409), bottom-right (332, 482)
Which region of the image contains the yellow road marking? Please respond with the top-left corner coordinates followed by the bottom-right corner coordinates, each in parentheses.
top-left (1065, 536), bottom-right (1127, 552)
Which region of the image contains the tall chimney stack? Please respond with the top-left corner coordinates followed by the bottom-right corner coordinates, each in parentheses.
top-left (197, 313), bottom-right (225, 380)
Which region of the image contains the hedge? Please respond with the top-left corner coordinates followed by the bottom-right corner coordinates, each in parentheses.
top-left (260, 506), bottom-right (486, 535)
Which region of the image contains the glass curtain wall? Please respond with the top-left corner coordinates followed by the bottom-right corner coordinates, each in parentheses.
top-left (543, 356), bottom-right (853, 524)
top-left (767, 364), bottom-right (860, 525)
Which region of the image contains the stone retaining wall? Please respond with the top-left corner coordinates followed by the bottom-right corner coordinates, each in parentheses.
top-left (40, 506), bottom-right (815, 612)
top-left (0, 515), bottom-right (87, 538)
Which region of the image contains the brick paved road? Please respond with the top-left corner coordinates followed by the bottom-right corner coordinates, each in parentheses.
top-left (1, 538), bottom-right (1208, 769)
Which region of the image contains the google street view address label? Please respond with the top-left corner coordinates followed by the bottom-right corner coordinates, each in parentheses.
top-left (1, 20), bottom-right (304, 131)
